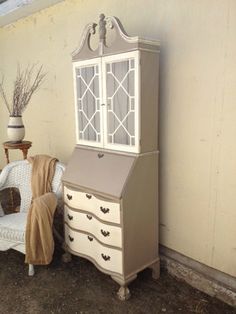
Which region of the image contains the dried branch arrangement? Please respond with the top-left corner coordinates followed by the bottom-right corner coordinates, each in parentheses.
top-left (0, 64), bottom-right (46, 116)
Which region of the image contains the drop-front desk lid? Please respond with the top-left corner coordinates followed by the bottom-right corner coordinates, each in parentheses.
top-left (62, 146), bottom-right (136, 199)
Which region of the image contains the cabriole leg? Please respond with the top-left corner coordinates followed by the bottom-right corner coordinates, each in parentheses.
top-left (111, 273), bottom-right (137, 301)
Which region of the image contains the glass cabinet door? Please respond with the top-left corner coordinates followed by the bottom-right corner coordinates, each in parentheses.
top-left (73, 52), bottom-right (139, 152)
top-left (103, 51), bottom-right (139, 152)
top-left (73, 58), bottom-right (103, 147)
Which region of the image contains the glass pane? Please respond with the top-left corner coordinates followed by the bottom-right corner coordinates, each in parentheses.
top-left (91, 112), bottom-right (100, 133)
top-left (107, 112), bottom-right (134, 145)
top-left (113, 89), bottom-right (129, 121)
top-left (78, 111), bottom-right (88, 133)
top-left (81, 67), bottom-right (95, 84)
top-left (78, 100), bottom-right (82, 110)
top-left (84, 124), bottom-right (97, 141)
top-left (130, 98), bottom-right (135, 111)
top-left (123, 112), bottom-right (135, 136)
top-left (106, 63), bottom-right (111, 73)
top-left (108, 112), bottom-right (120, 135)
top-left (111, 60), bottom-right (129, 81)
top-left (76, 64), bottom-right (101, 143)
top-left (123, 70), bottom-right (134, 96)
top-left (106, 58), bottom-right (135, 147)
top-left (107, 73), bottom-right (119, 98)
top-left (113, 127), bottom-right (130, 145)
top-left (82, 90), bottom-right (96, 119)
top-left (77, 77), bottom-right (87, 98)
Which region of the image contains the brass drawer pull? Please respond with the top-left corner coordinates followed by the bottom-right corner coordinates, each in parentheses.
top-left (87, 235), bottom-right (93, 242)
top-left (101, 253), bottom-right (110, 261)
top-left (66, 194), bottom-right (72, 200)
top-left (98, 153), bottom-right (104, 158)
top-left (86, 194), bottom-right (92, 199)
top-left (86, 214), bottom-right (92, 220)
top-left (101, 229), bottom-right (110, 237)
top-left (100, 206), bottom-right (110, 214)
top-left (68, 235), bottom-right (74, 242)
top-left (67, 214), bottom-right (73, 221)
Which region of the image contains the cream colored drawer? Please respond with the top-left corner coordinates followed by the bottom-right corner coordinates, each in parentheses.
top-left (65, 206), bottom-right (122, 248)
top-left (65, 225), bottom-right (122, 274)
top-left (64, 186), bottom-right (120, 224)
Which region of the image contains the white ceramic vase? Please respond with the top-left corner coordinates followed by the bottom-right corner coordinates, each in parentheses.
top-left (7, 115), bottom-right (25, 143)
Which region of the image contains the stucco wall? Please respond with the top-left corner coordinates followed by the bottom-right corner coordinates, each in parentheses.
top-left (0, 0), bottom-right (236, 278)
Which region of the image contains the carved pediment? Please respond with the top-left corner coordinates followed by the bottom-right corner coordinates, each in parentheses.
top-left (72, 14), bottom-right (160, 61)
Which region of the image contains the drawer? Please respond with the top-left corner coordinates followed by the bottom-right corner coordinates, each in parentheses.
top-left (65, 206), bottom-right (122, 248)
top-left (64, 186), bottom-right (120, 224)
top-left (65, 225), bottom-right (123, 274)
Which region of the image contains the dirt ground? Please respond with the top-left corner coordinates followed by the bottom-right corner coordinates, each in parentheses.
top-left (0, 189), bottom-right (236, 314)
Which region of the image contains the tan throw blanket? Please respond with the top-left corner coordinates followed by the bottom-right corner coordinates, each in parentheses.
top-left (25, 155), bottom-right (58, 265)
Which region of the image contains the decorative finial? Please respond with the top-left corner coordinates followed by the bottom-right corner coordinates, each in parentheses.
top-left (99, 13), bottom-right (106, 46)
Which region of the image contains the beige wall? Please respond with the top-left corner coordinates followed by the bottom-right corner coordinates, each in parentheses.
top-left (0, 0), bottom-right (236, 277)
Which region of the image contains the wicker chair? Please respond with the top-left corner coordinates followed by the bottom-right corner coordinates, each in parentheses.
top-left (0, 159), bottom-right (65, 276)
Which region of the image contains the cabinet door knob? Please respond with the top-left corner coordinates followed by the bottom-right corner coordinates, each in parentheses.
top-left (66, 194), bottom-right (72, 200)
top-left (86, 214), bottom-right (92, 220)
top-left (86, 194), bottom-right (92, 199)
top-left (68, 235), bottom-right (74, 242)
top-left (101, 253), bottom-right (110, 261)
top-left (87, 235), bottom-right (93, 242)
top-left (67, 214), bottom-right (73, 221)
top-left (100, 206), bottom-right (110, 214)
top-left (101, 229), bottom-right (110, 237)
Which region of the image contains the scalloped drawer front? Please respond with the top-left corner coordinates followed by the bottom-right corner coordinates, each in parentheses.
top-left (65, 225), bottom-right (122, 274)
top-left (64, 186), bottom-right (120, 224)
top-left (65, 206), bottom-right (122, 247)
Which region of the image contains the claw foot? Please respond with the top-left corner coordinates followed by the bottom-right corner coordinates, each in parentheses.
top-left (117, 286), bottom-right (131, 301)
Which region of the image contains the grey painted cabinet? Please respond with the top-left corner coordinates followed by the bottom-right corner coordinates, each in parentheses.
top-left (62, 14), bottom-right (160, 300)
